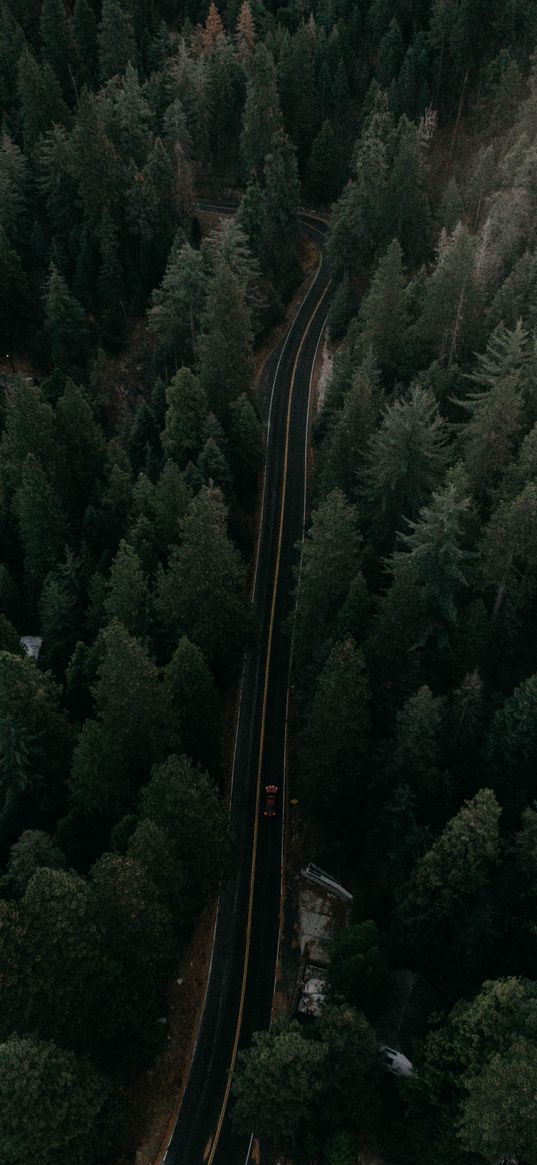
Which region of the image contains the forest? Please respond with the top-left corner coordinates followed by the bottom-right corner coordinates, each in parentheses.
top-left (2, 0), bottom-right (537, 1163)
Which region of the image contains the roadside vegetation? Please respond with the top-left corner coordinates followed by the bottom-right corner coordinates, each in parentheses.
top-left (2, 0), bottom-right (537, 1163)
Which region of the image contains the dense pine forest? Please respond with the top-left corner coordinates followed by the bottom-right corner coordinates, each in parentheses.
top-left (2, 0), bottom-right (537, 1163)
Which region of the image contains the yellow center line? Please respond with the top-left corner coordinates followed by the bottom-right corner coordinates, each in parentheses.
top-left (207, 276), bottom-right (332, 1164)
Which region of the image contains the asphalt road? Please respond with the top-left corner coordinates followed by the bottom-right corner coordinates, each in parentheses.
top-left (164, 207), bottom-right (332, 1165)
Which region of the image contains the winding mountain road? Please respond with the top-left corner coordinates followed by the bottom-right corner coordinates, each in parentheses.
top-left (164, 207), bottom-right (332, 1165)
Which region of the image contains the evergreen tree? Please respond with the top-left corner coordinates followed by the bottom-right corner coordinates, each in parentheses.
top-left (103, 540), bottom-right (149, 638)
top-left (300, 637), bottom-right (370, 847)
top-left (240, 44), bottom-right (283, 178)
top-left (278, 23), bottom-right (317, 168)
top-left (306, 119), bottom-right (343, 205)
top-left (15, 455), bottom-right (68, 595)
top-left (98, 0), bottom-right (137, 82)
top-left (148, 239), bottom-right (206, 366)
top-left (459, 1039), bottom-right (537, 1164)
top-left (232, 1021), bottom-right (327, 1140)
top-left (416, 224), bottom-right (480, 367)
top-left (0, 227), bottom-right (28, 349)
top-left (2, 829), bottom-right (65, 898)
top-left (73, 0), bottom-right (98, 83)
top-left (161, 368), bottom-right (208, 468)
top-left (364, 385), bottom-right (449, 548)
top-left (0, 1035), bottom-right (112, 1165)
top-left (485, 673), bottom-right (537, 816)
top-left (164, 637), bottom-right (220, 772)
top-left (357, 239), bottom-right (409, 379)
top-left (397, 789), bottom-right (501, 973)
top-left (228, 392), bottom-right (264, 498)
top-left (44, 264), bottom-right (90, 369)
top-left (328, 92), bottom-right (394, 279)
top-left (387, 116), bottom-right (430, 263)
top-left (133, 753), bottom-right (230, 923)
top-left (317, 365), bottom-right (380, 500)
top-left (38, 551), bottom-right (83, 676)
top-left (235, 0), bottom-right (255, 58)
top-left (197, 262), bottom-right (254, 419)
top-left (293, 489), bottom-right (362, 690)
top-left (156, 486), bottom-right (251, 677)
top-left (0, 651), bottom-right (70, 826)
top-left (16, 47), bottom-right (69, 152)
top-left (40, 0), bottom-right (76, 98)
top-left (262, 129), bottom-right (301, 295)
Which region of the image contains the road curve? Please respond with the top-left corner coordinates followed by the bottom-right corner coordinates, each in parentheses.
top-left (164, 206), bottom-right (332, 1165)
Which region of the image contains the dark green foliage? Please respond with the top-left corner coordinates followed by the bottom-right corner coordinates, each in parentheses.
top-left (4, 3), bottom-right (537, 1159)
top-left (98, 0), bottom-right (137, 83)
top-left (299, 637), bottom-right (370, 848)
top-left (0, 1034), bottom-right (112, 1165)
top-left (306, 120), bottom-right (343, 204)
top-left (164, 637), bottom-right (220, 771)
top-left (1, 829), bottom-right (65, 898)
top-left (0, 651), bottom-right (71, 830)
top-left (129, 754), bottom-right (230, 929)
top-left (44, 264), bottom-right (90, 369)
top-left (328, 921), bottom-right (388, 1017)
top-left (197, 261), bottom-right (254, 419)
top-left (156, 486), bottom-right (251, 677)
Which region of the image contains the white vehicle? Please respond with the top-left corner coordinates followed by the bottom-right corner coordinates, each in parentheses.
top-left (379, 1045), bottom-right (414, 1077)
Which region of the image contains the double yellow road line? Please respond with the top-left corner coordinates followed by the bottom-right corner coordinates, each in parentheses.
top-left (207, 275), bottom-right (332, 1164)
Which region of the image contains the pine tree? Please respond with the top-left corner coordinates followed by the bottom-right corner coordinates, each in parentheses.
top-left (388, 474), bottom-right (472, 641)
top-left (416, 223), bottom-right (480, 367)
top-left (161, 368), bottom-right (208, 468)
top-left (377, 18), bottom-right (404, 88)
top-left (228, 392), bottom-right (264, 498)
top-left (306, 119), bottom-right (342, 205)
top-left (293, 489), bottom-right (362, 691)
top-left (388, 116), bottom-right (431, 263)
top-left (0, 651), bottom-right (70, 823)
top-left (277, 23), bottom-right (317, 167)
top-left (38, 551), bottom-right (82, 676)
top-left (262, 130), bottom-right (301, 295)
top-left (240, 44), bottom-right (283, 178)
top-left (485, 672), bottom-right (537, 816)
top-left (0, 6), bottom-right (25, 115)
top-left (364, 385), bottom-right (449, 547)
top-left (0, 227), bottom-right (28, 349)
top-left (393, 32), bottom-right (431, 121)
top-left (493, 474), bottom-right (537, 601)
top-left (55, 381), bottom-right (106, 524)
top-left (317, 365), bottom-right (380, 499)
top-left (201, 2), bottom-right (225, 53)
top-left (393, 685), bottom-right (448, 823)
top-left (148, 239), bottom-right (206, 366)
top-left (40, 0), bottom-right (76, 98)
top-left (328, 92), bottom-right (394, 278)
top-left (16, 47), bottom-right (69, 152)
top-left (73, 0), bottom-right (98, 83)
top-left (397, 789), bottom-right (501, 959)
top-left (103, 540), bottom-right (148, 638)
top-left (235, 0), bottom-right (255, 58)
top-left (44, 264), bottom-right (90, 368)
top-left (0, 1035), bottom-right (111, 1165)
top-left (357, 239), bottom-right (409, 379)
top-left (15, 455), bottom-right (68, 595)
top-left (300, 637), bottom-right (371, 845)
top-left (198, 262), bottom-right (254, 419)
top-left (98, 0), bottom-right (137, 82)
top-left (164, 637), bottom-right (220, 771)
top-left (156, 486), bottom-right (251, 677)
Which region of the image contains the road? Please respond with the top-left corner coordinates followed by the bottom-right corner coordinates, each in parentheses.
top-left (164, 206), bottom-right (332, 1165)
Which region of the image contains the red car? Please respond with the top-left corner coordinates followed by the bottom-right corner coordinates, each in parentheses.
top-left (263, 785), bottom-right (278, 817)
